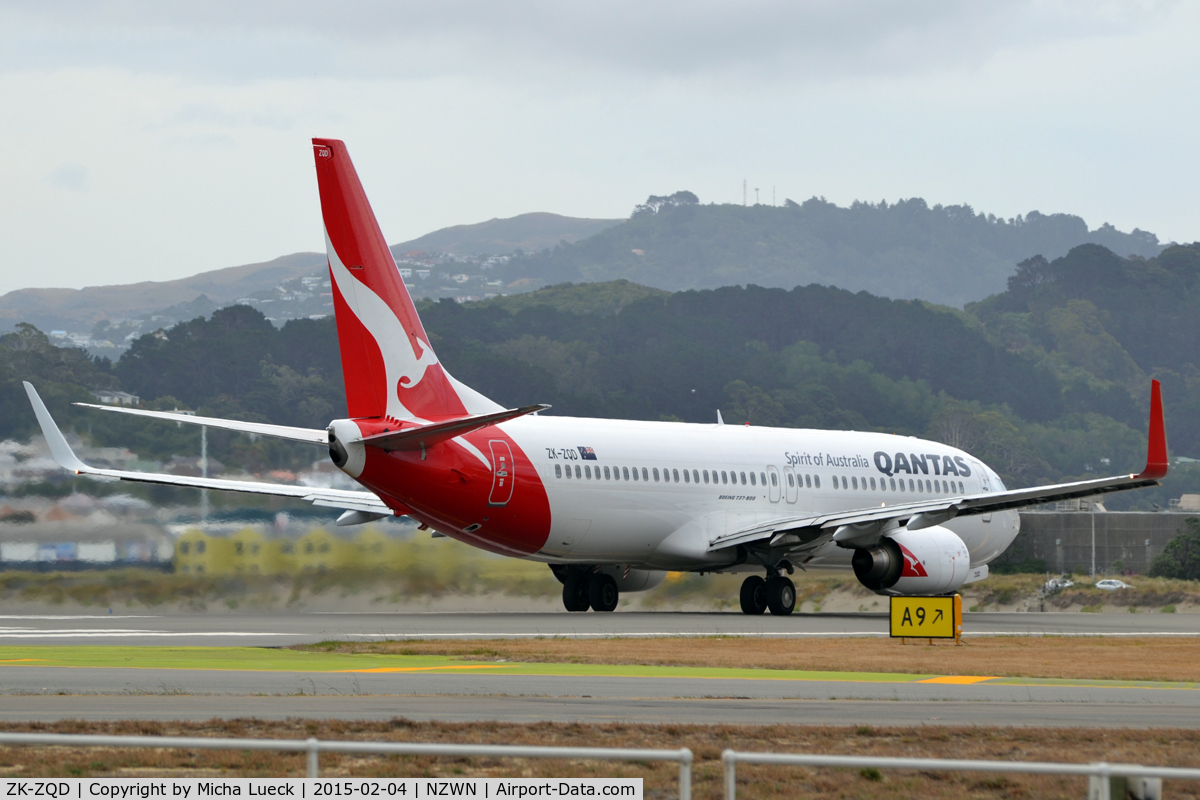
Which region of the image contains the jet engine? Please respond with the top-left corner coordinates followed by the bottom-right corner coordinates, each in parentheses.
top-left (598, 566), bottom-right (666, 593)
top-left (327, 419), bottom-right (367, 478)
top-left (851, 527), bottom-right (971, 595)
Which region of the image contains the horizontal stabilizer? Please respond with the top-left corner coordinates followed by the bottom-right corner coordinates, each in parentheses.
top-left (357, 404), bottom-right (550, 452)
top-left (27, 383), bottom-right (388, 515)
top-left (74, 403), bottom-right (330, 445)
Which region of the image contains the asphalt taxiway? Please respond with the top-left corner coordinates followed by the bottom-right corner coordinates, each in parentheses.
top-left (2, 666), bottom-right (1199, 727)
top-left (2, 610), bottom-right (1197, 647)
top-left (3, 612), bottom-right (1197, 727)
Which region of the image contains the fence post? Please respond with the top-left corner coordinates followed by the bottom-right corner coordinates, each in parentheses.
top-left (306, 738), bottom-right (320, 778)
top-left (678, 748), bottom-right (692, 800)
top-left (1088, 763), bottom-right (1112, 800)
top-left (722, 750), bottom-right (736, 800)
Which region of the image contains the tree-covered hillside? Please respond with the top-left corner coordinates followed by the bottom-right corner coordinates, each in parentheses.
top-left (11, 239), bottom-right (1200, 508)
top-left (968, 242), bottom-right (1200, 466)
top-left (498, 195), bottom-right (1162, 308)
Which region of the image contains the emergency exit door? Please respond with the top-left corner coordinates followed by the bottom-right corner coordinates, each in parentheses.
top-left (488, 440), bottom-right (515, 506)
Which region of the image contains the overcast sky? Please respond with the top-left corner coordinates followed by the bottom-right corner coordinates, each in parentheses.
top-left (1, 1), bottom-right (1197, 293)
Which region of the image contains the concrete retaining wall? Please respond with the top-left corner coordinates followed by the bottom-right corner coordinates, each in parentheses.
top-left (1004, 512), bottom-right (1200, 575)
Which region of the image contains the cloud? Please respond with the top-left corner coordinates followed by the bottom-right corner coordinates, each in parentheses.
top-left (0, 1), bottom-right (1180, 85)
top-left (47, 163), bottom-right (88, 191)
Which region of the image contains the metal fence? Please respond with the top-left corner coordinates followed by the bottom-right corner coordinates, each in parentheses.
top-left (0, 733), bottom-right (692, 799)
top-left (721, 750), bottom-right (1200, 800)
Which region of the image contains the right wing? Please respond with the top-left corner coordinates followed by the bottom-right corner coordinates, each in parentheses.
top-left (710, 378), bottom-right (1170, 553)
top-left (26, 383), bottom-right (391, 517)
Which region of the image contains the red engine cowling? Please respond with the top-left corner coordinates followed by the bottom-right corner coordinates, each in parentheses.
top-left (851, 526), bottom-right (971, 595)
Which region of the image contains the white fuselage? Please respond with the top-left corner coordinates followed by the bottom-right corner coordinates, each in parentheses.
top-left (500, 416), bottom-right (1020, 571)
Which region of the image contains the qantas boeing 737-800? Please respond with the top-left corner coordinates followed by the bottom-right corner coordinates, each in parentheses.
top-left (23, 138), bottom-right (1170, 615)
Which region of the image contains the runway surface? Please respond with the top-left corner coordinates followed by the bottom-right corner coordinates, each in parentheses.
top-left (3, 665), bottom-right (1199, 727)
top-left (3, 612), bottom-right (1197, 727)
top-left (2, 610), bottom-right (1197, 647)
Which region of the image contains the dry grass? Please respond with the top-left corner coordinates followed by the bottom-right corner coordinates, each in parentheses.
top-left (1, 719), bottom-right (1199, 799)
top-left (297, 635), bottom-right (1200, 683)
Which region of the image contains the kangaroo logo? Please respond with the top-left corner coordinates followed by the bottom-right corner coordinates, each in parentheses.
top-left (398, 336), bottom-right (439, 393)
top-left (898, 543), bottom-right (929, 577)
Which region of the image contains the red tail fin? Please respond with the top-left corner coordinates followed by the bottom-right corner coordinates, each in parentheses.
top-left (313, 138), bottom-right (494, 422)
top-left (1136, 379), bottom-right (1169, 480)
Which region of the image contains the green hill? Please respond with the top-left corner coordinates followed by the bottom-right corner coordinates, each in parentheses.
top-left (499, 195), bottom-right (1163, 308)
top-left (391, 212), bottom-right (621, 256)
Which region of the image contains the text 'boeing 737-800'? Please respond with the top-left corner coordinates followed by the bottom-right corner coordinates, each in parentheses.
top-left (23, 138), bottom-right (1171, 615)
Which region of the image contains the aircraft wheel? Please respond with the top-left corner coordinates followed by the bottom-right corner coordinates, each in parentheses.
top-left (765, 576), bottom-right (796, 616)
top-left (562, 575), bottom-right (591, 612)
top-left (739, 575), bottom-right (767, 615)
top-left (588, 573), bottom-right (619, 612)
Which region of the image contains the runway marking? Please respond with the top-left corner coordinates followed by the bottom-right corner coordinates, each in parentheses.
top-left (2, 647), bottom-right (1199, 692)
top-left (340, 631), bottom-right (1200, 639)
top-left (335, 665), bottom-right (513, 673)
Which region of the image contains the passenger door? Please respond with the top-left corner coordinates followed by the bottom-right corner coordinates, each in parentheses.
top-left (488, 440), bottom-right (515, 506)
top-left (766, 465), bottom-right (781, 503)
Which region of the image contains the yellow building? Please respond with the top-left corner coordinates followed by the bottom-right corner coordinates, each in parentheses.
top-left (228, 527), bottom-right (295, 575)
top-left (292, 528), bottom-right (356, 573)
top-left (174, 529), bottom-right (234, 575)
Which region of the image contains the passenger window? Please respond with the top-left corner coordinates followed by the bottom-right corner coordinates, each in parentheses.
top-left (851, 476), bottom-right (858, 490)
top-left (890, 477), bottom-right (896, 491)
top-left (575, 465), bottom-right (582, 479)
top-left (832, 476), bottom-right (839, 489)
top-left (805, 474), bottom-right (812, 488)
top-left (584, 465), bottom-right (591, 479)
top-left (760, 472), bottom-right (766, 485)
top-left (813, 475), bottom-right (821, 488)
top-left (604, 466), bottom-right (611, 479)
top-left (653, 468), bottom-right (660, 482)
top-left (870, 477), bottom-right (876, 490)
top-left (721, 471), bottom-right (728, 484)
top-left (622, 466), bottom-right (630, 480)
top-left (673, 469), bottom-right (680, 482)
top-left (786, 473), bottom-right (793, 487)
top-left (750, 472), bottom-right (757, 486)
top-left (899, 479), bottom-right (905, 492)
top-left (683, 470), bottom-right (690, 483)
top-left (642, 468), bottom-right (649, 481)
top-left (740, 471), bottom-right (747, 485)
top-left (633, 467), bottom-right (640, 481)
top-left (909, 479), bottom-right (915, 492)
top-left (771, 473), bottom-right (778, 487)
top-left (555, 464), bottom-right (562, 478)
top-left (692, 470), bottom-right (699, 483)
top-left (703, 470), bottom-right (710, 484)
top-left (959, 481), bottom-right (965, 493)
top-left (926, 479), bottom-right (932, 493)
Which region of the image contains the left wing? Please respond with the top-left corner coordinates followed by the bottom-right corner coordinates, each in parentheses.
top-left (710, 378), bottom-right (1169, 553)
top-left (25, 383), bottom-right (392, 517)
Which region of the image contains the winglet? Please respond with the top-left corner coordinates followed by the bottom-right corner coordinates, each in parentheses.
top-left (1135, 379), bottom-right (1168, 480)
top-left (22, 382), bottom-right (89, 474)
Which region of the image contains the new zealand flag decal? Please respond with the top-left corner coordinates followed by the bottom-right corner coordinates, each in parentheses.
top-left (578, 447), bottom-right (597, 460)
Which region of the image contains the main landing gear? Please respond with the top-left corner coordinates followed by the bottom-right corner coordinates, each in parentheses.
top-left (554, 566), bottom-right (619, 612)
top-left (739, 566), bottom-right (796, 616)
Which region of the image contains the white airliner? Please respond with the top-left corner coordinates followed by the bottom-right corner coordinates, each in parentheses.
top-left (23, 138), bottom-right (1170, 615)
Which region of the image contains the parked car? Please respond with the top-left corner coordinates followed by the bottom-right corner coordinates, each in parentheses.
top-left (1095, 579), bottom-right (1134, 591)
top-left (1043, 577), bottom-right (1074, 593)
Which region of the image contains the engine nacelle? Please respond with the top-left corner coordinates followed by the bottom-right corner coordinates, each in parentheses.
top-left (597, 566), bottom-right (666, 593)
top-left (327, 419), bottom-right (367, 478)
top-left (851, 526), bottom-right (971, 596)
